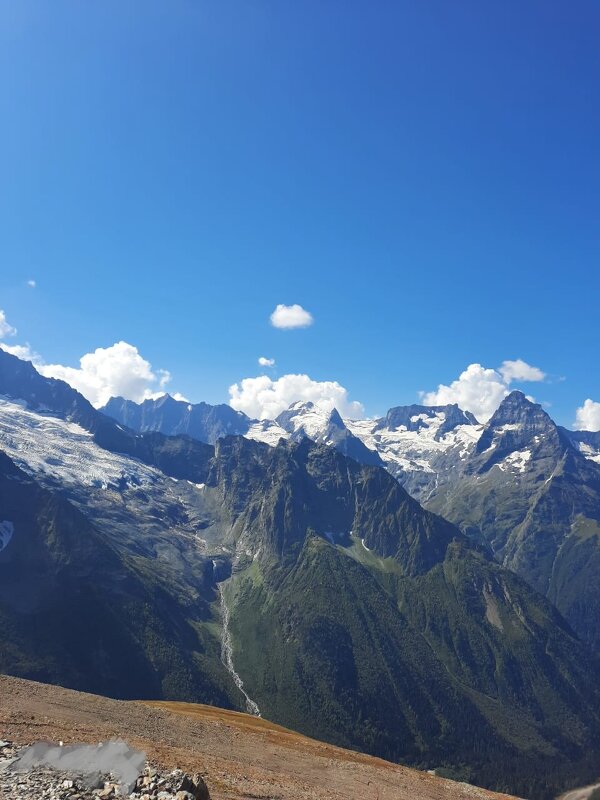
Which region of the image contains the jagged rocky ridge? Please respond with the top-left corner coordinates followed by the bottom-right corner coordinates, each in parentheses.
top-left (2, 349), bottom-right (600, 798)
top-left (102, 387), bottom-right (600, 653)
top-left (425, 391), bottom-right (600, 652)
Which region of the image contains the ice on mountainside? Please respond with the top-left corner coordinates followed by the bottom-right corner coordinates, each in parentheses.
top-left (345, 409), bottom-right (482, 478)
top-left (245, 419), bottom-right (289, 446)
top-left (0, 520), bottom-right (14, 552)
top-left (573, 441), bottom-right (600, 465)
top-left (0, 397), bottom-right (160, 490)
top-left (276, 400), bottom-right (339, 440)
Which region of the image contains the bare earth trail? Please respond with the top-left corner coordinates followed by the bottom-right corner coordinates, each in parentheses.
top-left (559, 783), bottom-right (600, 800)
top-left (0, 674), bottom-right (518, 800)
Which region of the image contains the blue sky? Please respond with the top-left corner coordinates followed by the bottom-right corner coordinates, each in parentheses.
top-left (1, 2), bottom-right (599, 426)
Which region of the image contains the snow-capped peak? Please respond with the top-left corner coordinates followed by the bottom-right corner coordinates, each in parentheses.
top-left (276, 401), bottom-right (340, 441)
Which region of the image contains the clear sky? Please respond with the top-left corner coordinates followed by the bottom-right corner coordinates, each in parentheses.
top-left (1, 2), bottom-right (599, 427)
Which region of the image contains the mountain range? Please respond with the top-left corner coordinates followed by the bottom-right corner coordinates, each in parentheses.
top-left (102, 389), bottom-right (600, 653)
top-left (2, 347), bottom-right (600, 798)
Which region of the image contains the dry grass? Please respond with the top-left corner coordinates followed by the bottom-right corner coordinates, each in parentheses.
top-left (1, 675), bottom-right (517, 800)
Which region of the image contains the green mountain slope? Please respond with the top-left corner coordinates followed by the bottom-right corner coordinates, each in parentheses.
top-left (426, 391), bottom-right (600, 651)
top-left (208, 437), bottom-right (600, 799)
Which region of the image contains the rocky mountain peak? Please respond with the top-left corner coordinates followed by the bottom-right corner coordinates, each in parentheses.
top-left (326, 407), bottom-right (345, 429)
top-left (474, 390), bottom-right (567, 470)
top-left (374, 403), bottom-right (478, 440)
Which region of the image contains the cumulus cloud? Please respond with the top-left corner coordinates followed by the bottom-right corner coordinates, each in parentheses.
top-left (421, 364), bottom-right (508, 423)
top-left (27, 279), bottom-right (36, 288)
top-left (574, 399), bottom-right (600, 432)
top-left (0, 310), bottom-right (16, 339)
top-left (0, 342), bottom-right (42, 363)
top-left (270, 304), bottom-right (313, 329)
top-left (499, 359), bottom-right (546, 383)
top-left (258, 356), bottom-right (275, 367)
top-left (36, 341), bottom-right (183, 408)
top-left (420, 358), bottom-right (546, 422)
top-left (229, 373), bottom-right (364, 420)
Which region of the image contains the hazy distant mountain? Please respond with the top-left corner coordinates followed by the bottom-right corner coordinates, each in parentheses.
top-left (562, 427), bottom-right (600, 464)
top-left (102, 394), bottom-right (252, 444)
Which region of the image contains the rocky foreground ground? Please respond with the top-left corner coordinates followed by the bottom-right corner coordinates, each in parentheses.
top-left (0, 740), bottom-right (210, 800)
top-left (0, 674), bottom-right (517, 800)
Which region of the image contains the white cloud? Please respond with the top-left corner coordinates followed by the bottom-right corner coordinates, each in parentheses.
top-left (229, 373), bottom-right (364, 420)
top-left (36, 341), bottom-right (182, 408)
top-left (0, 310), bottom-right (16, 339)
top-left (421, 364), bottom-right (508, 423)
top-left (499, 359), bottom-right (546, 383)
top-left (258, 356), bottom-right (275, 367)
top-left (27, 279), bottom-right (36, 288)
top-left (420, 359), bottom-right (546, 423)
top-left (0, 342), bottom-right (42, 363)
top-left (574, 399), bottom-right (600, 432)
top-left (270, 304), bottom-right (313, 329)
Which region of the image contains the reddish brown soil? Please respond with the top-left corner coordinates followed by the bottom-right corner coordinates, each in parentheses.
top-left (0, 674), bottom-right (517, 800)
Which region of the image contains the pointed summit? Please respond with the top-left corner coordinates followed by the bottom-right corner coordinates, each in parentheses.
top-left (475, 391), bottom-right (561, 461)
top-left (326, 407), bottom-right (346, 429)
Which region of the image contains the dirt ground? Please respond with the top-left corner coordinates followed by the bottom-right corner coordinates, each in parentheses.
top-left (0, 674), bottom-right (517, 800)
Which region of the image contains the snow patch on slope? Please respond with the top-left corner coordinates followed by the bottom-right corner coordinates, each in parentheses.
top-left (345, 415), bottom-right (482, 477)
top-left (0, 520), bottom-right (14, 553)
top-left (0, 397), bottom-right (161, 490)
top-left (495, 450), bottom-right (532, 474)
top-left (279, 401), bottom-right (335, 440)
top-left (574, 442), bottom-right (600, 465)
top-left (244, 419), bottom-right (289, 447)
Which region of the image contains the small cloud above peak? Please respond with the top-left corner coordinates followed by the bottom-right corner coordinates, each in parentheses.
top-left (258, 356), bottom-right (275, 367)
top-left (270, 304), bottom-right (313, 329)
top-left (499, 359), bottom-right (545, 383)
top-left (27, 279), bottom-right (36, 288)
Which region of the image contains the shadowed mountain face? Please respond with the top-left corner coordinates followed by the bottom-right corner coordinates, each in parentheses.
top-left (426, 391), bottom-right (600, 651)
top-left (0, 451), bottom-right (234, 706)
top-left (2, 351), bottom-right (600, 798)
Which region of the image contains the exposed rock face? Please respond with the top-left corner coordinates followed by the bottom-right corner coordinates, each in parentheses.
top-left (426, 391), bottom-right (600, 650)
top-left (375, 403), bottom-right (478, 439)
top-left (563, 427), bottom-right (600, 465)
top-left (0, 740), bottom-right (210, 800)
top-left (474, 391), bottom-right (567, 467)
top-left (275, 402), bottom-right (384, 467)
